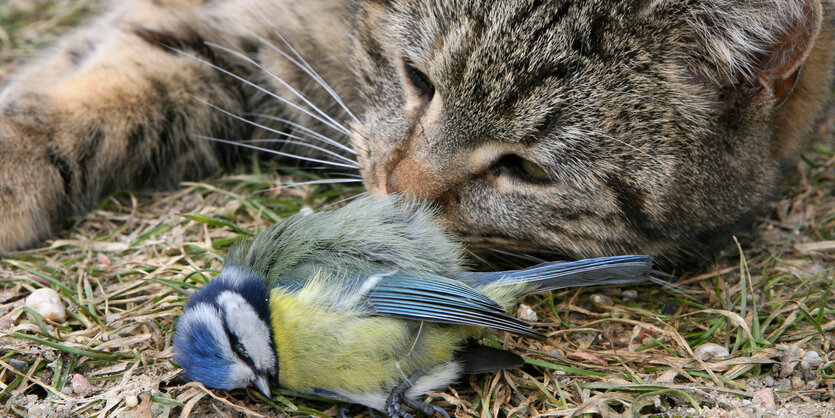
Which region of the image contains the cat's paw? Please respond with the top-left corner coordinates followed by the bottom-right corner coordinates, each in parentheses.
top-left (0, 122), bottom-right (65, 252)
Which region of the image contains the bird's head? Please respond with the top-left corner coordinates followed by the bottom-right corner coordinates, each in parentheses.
top-left (173, 266), bottom-right (276, 397)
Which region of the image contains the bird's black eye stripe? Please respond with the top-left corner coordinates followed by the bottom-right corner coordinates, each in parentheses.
top-left (222, 320), bottom-right (256, 368)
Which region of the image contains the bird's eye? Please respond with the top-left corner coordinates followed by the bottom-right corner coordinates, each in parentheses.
top-left (492, 155), bottom-right (554, 184)
top-left (403, 59), bottom-right (435, 103)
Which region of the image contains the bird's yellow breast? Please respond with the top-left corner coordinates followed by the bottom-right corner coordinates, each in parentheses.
top-left (269, 285), bottom-right (474, 394)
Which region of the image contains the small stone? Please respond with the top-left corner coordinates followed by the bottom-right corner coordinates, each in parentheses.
top-left (25, 288), bottom-right (67, 322)
top-left (516, 304), bottom-right (538, 322)
top-left (8, 359), bottom-right (28, 372)
top-left (801, 350), bottom-right (823, 371)
top-left (125, 394), bottom-right (139, 408)
top-left (621, 290), bottom-right (638, 300)
top-left (753, 388), bottom-right (777, 411)
top-left (693, 343), bottom-right (730, 361)
top-left (97, 253), bottom-right (112, 266)
top-left (763, 376), bottom-right (775, 386)
top-left (790, 376), bottom-right (804, 390)
top-left (298, 206), bottom-right (314, 216)
top-left (0, 317), bottom-right (13, 330)
top-left (590, 294), bottom-right (613, 307)
top-left (71, 374), bottom-right (91, 396)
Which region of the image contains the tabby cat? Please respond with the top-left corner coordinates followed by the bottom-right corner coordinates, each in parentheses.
top-left (0, 0), bottom-right (832, 262)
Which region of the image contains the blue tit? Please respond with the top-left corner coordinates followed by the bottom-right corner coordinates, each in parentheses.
top-left (173, 195), bottom-right (654, 416)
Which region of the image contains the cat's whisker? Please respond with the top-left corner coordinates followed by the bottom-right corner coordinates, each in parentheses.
top-left (248, 113), bottom-right (356, 156)
top-left (246, 29), bottom-right (360, 124)
top-left (321, 191), bottom-right (370, 210)
top-left (255, 178), bottom-right (364, 194)
top-left (465, 249), bottom-right (499, 271)
top-left (314, 171), bottom-right (362, 178)
top-left (191, 98), bottom-right (359, 169)
top-left (197, 135), bottom-right (360, 169)
top-left (204, 42), bottom-right (352, 136)
top-left (242, 8), bottom-right (360, 123)
top-left (241, 139), bottom-right (358, 166)
top-left (257, 28), bottom-right (377, 151)
top-left (175, 47), bottom-right (351, 137)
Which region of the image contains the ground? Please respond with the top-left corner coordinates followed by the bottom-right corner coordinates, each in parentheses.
top-left (1, 1), bottom-right (834, 417)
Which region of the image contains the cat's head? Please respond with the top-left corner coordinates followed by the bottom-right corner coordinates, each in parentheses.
top-left (346, 0), bottom-right (832, 261)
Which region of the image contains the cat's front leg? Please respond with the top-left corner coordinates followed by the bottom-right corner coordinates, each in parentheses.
top-left (0, 0), bottom-right (257, 252)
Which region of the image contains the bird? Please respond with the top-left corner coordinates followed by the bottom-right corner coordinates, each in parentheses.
top-left (172, 195), bottom-right (655, 417)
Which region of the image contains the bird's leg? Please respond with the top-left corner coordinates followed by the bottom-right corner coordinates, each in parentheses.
top-left (384, 379), bottom-right (449, 418)
top-left (337, 404), bottom-right (361, 418)
top-left (384, 381), bottom-right (415, 418)
top-left (401, 396), bottom-right (450, 418)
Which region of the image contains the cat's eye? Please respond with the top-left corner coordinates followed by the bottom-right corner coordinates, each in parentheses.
top-left (493, 155), bottom-right (554, 184)
top-left (403, 59), bottom-right (435, 102)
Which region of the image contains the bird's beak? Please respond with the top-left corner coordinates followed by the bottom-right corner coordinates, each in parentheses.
top-left (252, 375), bottom-right (271, 398)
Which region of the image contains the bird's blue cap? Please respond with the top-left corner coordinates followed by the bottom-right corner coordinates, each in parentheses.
top-left (173, 267), bottom-right (275, 394)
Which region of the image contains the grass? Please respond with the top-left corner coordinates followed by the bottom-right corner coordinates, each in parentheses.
top-left (1, 1), bottom-right (834, 417)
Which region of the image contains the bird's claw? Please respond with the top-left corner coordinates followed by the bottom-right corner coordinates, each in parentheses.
top-left (384, 380), bottom-right (447, 418)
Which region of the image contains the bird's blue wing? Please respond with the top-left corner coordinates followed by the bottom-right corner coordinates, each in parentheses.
top-left (363, 270), bottom-right (543, 339)
top-left (455, 255), bottom-right (653, 291)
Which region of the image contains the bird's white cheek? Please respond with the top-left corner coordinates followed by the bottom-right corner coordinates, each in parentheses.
top-left (217, 291), bottom-right (276, 373)
top-left (228, 361), bottom-right (254, 389)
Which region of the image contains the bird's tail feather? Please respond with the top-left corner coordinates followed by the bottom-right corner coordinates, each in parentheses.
top-left (457, 255), bottom-right (654, 295)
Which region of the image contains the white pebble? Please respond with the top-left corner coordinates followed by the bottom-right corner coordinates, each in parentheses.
top-left (801, 350), bottom-right (823, 371)
top-left (298, 207), bottom-right (314, 216)
top-left (516, 304), bottom-right (538, 322)
top-left (622, 290), bottom-right (638, 300)
top-left (693, 343), bottom-right (729, 360)
top-left (25, 288), bottom-right (66, 322)
top-left (71, 374), bottom-right (90, 396)
top-left (125, 394), bottom-right (139, 408)
top-left (590, 294), bottom-right (614, 306)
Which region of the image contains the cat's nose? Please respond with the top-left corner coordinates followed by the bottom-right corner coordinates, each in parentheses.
top-left (384, 157), bottom-right (449, 200)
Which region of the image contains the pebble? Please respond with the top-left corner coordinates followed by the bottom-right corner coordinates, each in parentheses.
top-left (25, 288), bottom-right (67, 322)
top-left (8, 359), bottom-right (28, 372)
top-left (125, 394), bottom-right (139, 408)
top-left (97, 253), bottom-right (112, 266)
top-left (801, 350), bottom-right (823, 371)
top-left (621, 290), bottom-right (638, 300)
top-left (791, 376), bottom-right (804, 390)
top-left (516, 304), bottom-right (538, 322)
top-left (298, 206), bottom-right (315, 216)
top-left (71, 374), bottom-right (91, 396)
top-left (693, 343), bottom-right (730, 360)
top-left (0, 317), bottom-right (13, 330)
top-left (753, 388), bottom-right (777, 411)
top-left (590, 294), bottom-right (613, 306)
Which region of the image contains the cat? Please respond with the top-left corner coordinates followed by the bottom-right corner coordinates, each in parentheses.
top-left (0, 0), bottom-right (832, 262)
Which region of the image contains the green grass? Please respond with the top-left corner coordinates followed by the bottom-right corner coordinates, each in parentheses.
top-left (1, 1), bottom-right (834, 416)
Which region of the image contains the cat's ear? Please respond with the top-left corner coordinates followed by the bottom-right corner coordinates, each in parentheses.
top-left (686, 0), bottom-right (823, 107)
